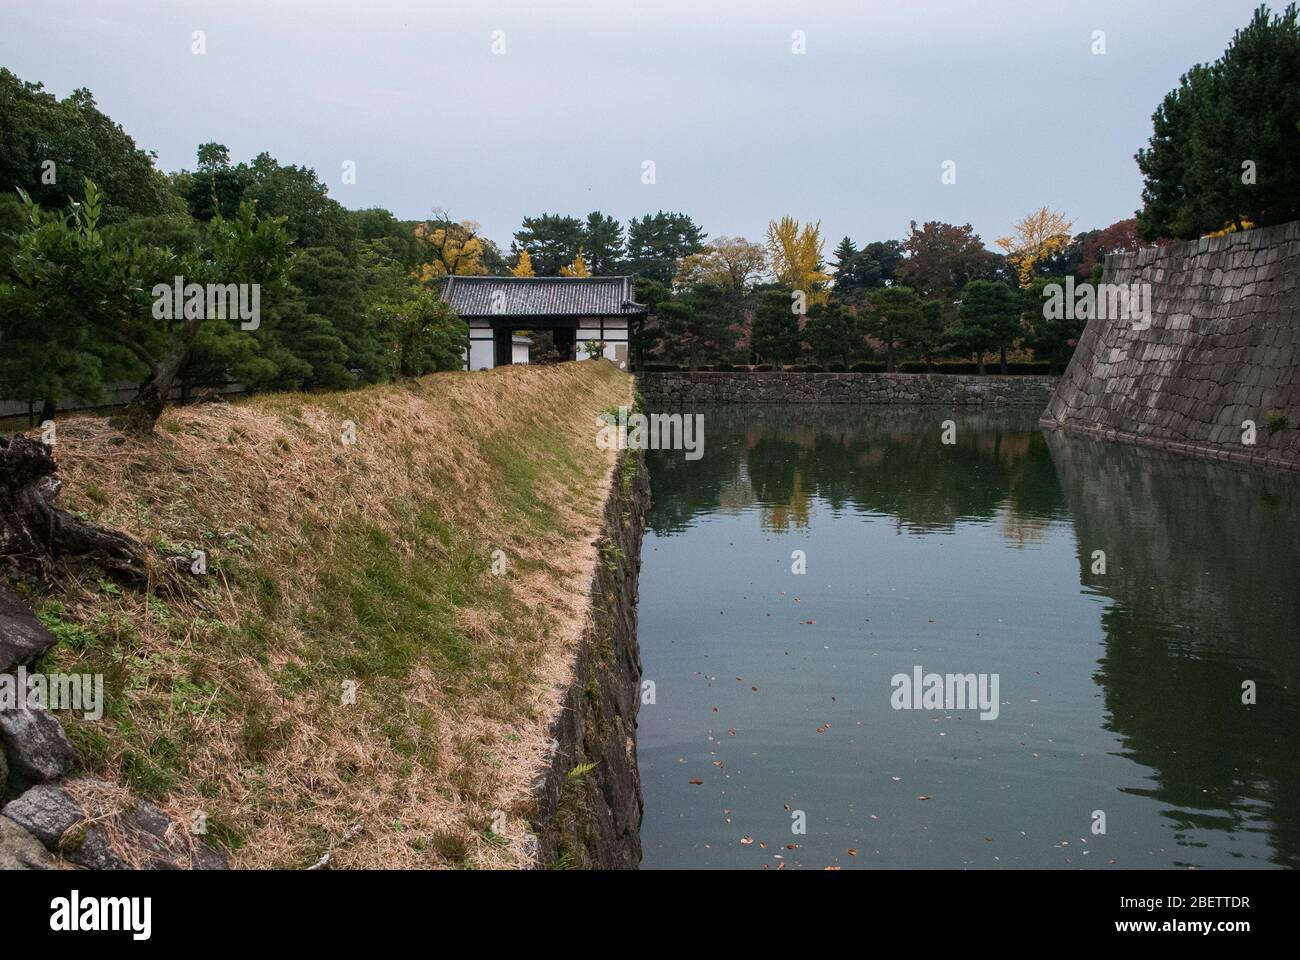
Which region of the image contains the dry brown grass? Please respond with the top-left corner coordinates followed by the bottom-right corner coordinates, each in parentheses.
top-left (30, 360), bottom-right (632, 869)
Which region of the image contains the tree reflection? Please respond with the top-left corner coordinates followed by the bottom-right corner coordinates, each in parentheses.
top-left (646, 405), bottom-right (1064, 540)
top-left (1045, 430), bottom-right (1300, 867)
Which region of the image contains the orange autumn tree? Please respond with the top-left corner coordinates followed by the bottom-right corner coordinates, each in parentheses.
top-left (765, 216), bottom-right (831, 305)
top-left (997, 207), bottom-right (1075, 288)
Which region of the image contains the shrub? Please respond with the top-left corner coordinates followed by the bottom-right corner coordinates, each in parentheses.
top-left (849, 361), bottom-right (887, 373)
top-left (1266, 409), bottom-right (1289, 434)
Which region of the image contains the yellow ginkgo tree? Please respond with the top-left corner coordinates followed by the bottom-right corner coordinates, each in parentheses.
top-left (511, 248), bottom-right (535, 276)
top-left (765, 216), bottom-right (831, 305)
top-left (997, 208), bottom-right (1075, 288)
top-left (413, 214), bottom-right (488, 282)
top-left (559, 250), bottom-right (591, 277)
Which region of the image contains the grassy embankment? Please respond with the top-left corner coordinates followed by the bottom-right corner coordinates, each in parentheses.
top-left (27, 359), bottom-right (632, 868)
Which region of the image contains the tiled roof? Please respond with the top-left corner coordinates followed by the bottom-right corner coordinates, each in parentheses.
top-left (441, 276), bottom-right (646, 318)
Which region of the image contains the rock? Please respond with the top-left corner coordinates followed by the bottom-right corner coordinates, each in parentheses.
top-left (0, 704), bottom-right (81, 783)
top-left (1, 778), bottom-right (228, 870)
top-left (0, 585), bottom-right (58, 672)
top-left (0, 814), bottom-right (68, 869)
top-left (1, 781), bottom-right (122, 868)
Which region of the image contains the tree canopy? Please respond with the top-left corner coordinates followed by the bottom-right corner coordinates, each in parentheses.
top-left (1136, 3), bottom-right (1300, 239)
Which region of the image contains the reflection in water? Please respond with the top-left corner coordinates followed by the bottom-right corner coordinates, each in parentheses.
top-left (638, 405), bottom-right (1300, 869)
top-left (1045, 431), bottom-right (1300, 868)
top-left (649, 406), bottom-right (1063, 539)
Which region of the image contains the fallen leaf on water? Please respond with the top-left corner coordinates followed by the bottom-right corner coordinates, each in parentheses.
top-left (740, 836), bottom-right (754, 845)
top-left (825, 865), bottom-right (841, 871)
top-left (688, 778), bottom-right (703, 785)
top-left (917, 795), bottom-right (932, 801)
top-left (847, 848), bottom-right (858, 857)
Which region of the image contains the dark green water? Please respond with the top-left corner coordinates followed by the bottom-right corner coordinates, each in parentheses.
top-left (638, 405), bottom-right (1300, 870)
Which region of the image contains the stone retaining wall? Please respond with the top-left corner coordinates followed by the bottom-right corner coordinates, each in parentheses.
top-left (1041, 221), bottom-right (1300, 471)
top-left (639, 371), bottom-right (1058, 406)
top-left (530, 449), bottom-right (647, 869)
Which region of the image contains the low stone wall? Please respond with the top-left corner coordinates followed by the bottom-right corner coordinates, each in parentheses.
top-left (1041, 221), bottom-right (1300, 471)
top-left (639, 371), bottom-right (1058, 406)
top-left (530, 449), bottom-right (648, 869)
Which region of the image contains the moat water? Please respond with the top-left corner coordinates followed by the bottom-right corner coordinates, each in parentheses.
top-left (638, 405), bottom-right (1300, 869)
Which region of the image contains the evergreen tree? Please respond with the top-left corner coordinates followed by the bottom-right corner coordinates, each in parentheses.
top-left (512, 213), bottom-right (585, 275)
top-left (625, 211), bottom-right (706, 283)
top-left (656, 283), bottom-right (734, 369)
top-left (1020, 276), bottom-right (1086, 370)
top-left (805, 302), bottom-right (859, 368)
top-left (0, 181), bottom-right (291, 432)
top-left (863, 286), bottom-right (924, 372)
top-left (953, 280), bottom-right (1022, 373)
top-left (1136, 4), bottom-right (1300, 239)
top-left (831, 236), bottom-right (860, 299)
top-left (749, 289), bottom-right (802, 366)
top-left (581, 211), bottom-right (625, 273)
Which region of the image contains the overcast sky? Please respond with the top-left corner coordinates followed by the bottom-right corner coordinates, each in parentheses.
top-left (0, 0), bottom-right (1269, 254)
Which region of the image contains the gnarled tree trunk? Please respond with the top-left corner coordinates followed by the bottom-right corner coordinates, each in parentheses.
top-left (0, 435), bottom-right (148, 586)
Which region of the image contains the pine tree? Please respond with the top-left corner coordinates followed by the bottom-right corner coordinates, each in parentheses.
top-left (805, 302), bottom-right (859, 368)
top-left (1136, 4), bottom-right (1300, 239)
top-left (830, 237), bottom-right (861, 300)
top-left (863, 286), bottom-right (924, 372)
top-left (750, 289), bottom-right (802, 366)
top-left (953, 280), bottom-right (1022, 373)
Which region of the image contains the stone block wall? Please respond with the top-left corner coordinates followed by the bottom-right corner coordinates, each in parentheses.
top-left (639, 371), bottom-right (1058, 406)
top-left (530, 450), bottom-right (647, 869)
top-left (1041, 221), bottom-right (1300, 471)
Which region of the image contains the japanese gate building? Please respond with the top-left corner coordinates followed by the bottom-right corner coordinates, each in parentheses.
top-left (441, 275), bottom-right (646, 370)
